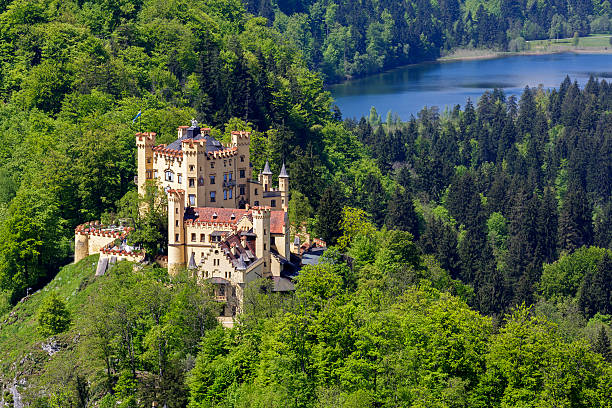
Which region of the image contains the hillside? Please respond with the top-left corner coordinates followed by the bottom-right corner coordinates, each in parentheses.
top-left (1, 256), bottom-right (219, 407)
top-left (0, 0), bottom-right (611, 406)
top-left (247, 0), bottom-right (612, 81)
top-left (0, 256), bottom-right (101, 406)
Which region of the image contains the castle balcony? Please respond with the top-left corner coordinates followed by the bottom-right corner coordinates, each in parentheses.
top-left (223, 180), bottom-right (236, 188)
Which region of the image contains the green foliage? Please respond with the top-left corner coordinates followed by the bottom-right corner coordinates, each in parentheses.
top-left (539, 246), bottom-right (609, 301)
top-left (480, 305), bottom-right (610, 407)
top-left (0, 187), bottom-right (69, 302)
top-left (37, 292), bottom-right (70, 337)
top-left (288, 190), bottom-right (314, 229)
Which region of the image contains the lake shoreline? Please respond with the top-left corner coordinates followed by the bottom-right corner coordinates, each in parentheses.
top-left (327, 47), bottom-right (612, 89)
top-left (439, 48), bottom-right (612, 63)
top-left (330, 53), bottom-right (612, 120)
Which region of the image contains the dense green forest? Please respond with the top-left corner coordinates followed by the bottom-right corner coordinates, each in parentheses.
top-left (0, 0), bottom-right (610, 407)
top-left (245, 0), bottom-right (612, 80)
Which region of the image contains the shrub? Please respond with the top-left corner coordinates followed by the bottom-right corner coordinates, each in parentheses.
top-left (37, 292), bottom-right (71, 337)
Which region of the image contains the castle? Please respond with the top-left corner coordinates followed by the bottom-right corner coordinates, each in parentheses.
top-left (76, 122), bottom-right (300, 325)
top-left (135, 120), bottom-right (289, 211)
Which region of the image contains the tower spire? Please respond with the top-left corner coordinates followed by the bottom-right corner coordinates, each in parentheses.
top-left (262, 160), bottom-right (272, 175)
top-left (279, 162), bottom-right (288, 178)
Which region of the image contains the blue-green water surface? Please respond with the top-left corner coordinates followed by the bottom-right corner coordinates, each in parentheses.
top-left (330, 53), bottom-right (612, 120)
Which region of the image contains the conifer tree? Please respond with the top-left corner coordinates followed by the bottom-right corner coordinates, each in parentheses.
top-left (316, 185), bottom-right (344, 246)
top-left (385, 188), bottom-right (420, 239)
top-left (593, 326), bottom-right (612, 362)
top-left (579, 253), bottom-right (612, 317)
top-left (558, 178), bottom-right (593, 254)
top-left (537, 187), bottom-right (559, 263)
top-left (367, 174), bottom-right (387, 228)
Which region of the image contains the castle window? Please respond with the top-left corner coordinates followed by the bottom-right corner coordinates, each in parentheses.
top-left (189, 178), bottom-right (195, 187)
top-left (200, 234), bottom-right (205, 242)
top-left (240, 156), bottom-right (245, 162)
top-left (223, 190), bottom-right (227, 200)
top-left (165, 170), bottom-right (174, 182)
top-left (254, 201), bottom-right (259, 206)
top-left (178, 174), bottom-right (183, 183)
top-left (147, 158), bottom-right (151, 163)
top-left (189, 194), bottom-right (195, 206)
top-left (239, 169), bottom-right (245, 178)
top-left (264, 262), bottom-right (266, 267)
top-left (223, 173), bottom-right (227, 182)
top-left (229, 159), bottom-right (232, 165)
top-left (205, 271), bottom-right (208, 278)
top-left (198, 176), bottom-right (204, 186)
top-left (264, 229), bottom-right (266, 235)
top-left (271, 199), bottom-right (276, 207)
top-left (264, 243), bottom-right (266, 250)
top-left (254, 188), bottom-right (258, 196)
top-left (224, 160), bottom-right (227, 167)
top-left (210, 191), bottom-right (216, 202)
top-left (240, 186), bottom-right (245, 195)
top-left (229, 172), bottom-right (233, 181)
top-left (211, 162), bottom-right (215, 168)
top-left (189, 165), bottom-right (194, 172)
top-left (229, 189), bottom-right (233, 199)
top-left (175, 233), bottom-right (179, 242)
top-left (191, 233), bottom-right (196, 242)
top-left (210, 175), bottom-right (215, 184)
top-left (176, 208), bottom-right (178, 214)
top-left (175, 220), bottom-right (179, 227)
top-left (154, 170), bottom-right (158, 178)
top-left (228, 271), bottom-right (231, 278)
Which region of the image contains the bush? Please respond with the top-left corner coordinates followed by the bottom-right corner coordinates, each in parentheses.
top-left (37, 292), bottom-right (71, 337)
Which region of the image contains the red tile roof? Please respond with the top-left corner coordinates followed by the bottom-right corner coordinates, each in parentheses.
top-left (191, 207), bottom-right (286, 234)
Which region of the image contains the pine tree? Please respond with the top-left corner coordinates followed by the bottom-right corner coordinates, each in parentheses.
top-left (579, 253), bottom-right (612, 317)
top-left (367, 175), bottom-right (387, 228)
top-left (505, 189), bottom-right (542, 305)
top-left (558, 178), bottom-right (593, 254)
top-left (537, 187), bottom-right (558, 263)
top-left (385, 188), bottom-right (420, 239)
top-left (475, 243), bottom-right (507, 316)
top-left (420, 216), bottom-right (461, 279)
top-left (593, 326), bottom-right (612, 362)
top-left (316, 185), bottom-right (344, 246)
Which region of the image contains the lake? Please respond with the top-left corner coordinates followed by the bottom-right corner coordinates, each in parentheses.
top-left (329, 53), bottom-right (612, 120)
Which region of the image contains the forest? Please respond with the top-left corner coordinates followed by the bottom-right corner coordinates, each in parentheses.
top-left (245, 0), bottom-right (612, 81)
top-left (0, 0), bottom-right (610, 407)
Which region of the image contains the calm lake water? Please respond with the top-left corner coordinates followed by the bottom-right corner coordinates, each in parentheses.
top-left (330, 53), bottom-right (612, 120)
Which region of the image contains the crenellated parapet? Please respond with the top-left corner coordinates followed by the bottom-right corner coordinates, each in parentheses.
top-left (73, 222), bottom-right (137, 263)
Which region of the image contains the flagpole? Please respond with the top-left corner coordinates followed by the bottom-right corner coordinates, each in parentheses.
top-left (139, 108), bottom-right (142, 134)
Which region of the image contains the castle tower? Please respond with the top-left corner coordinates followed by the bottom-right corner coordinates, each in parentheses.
top-left (168, 189), bottom-right (186, 274)
top-left (253, 208), bottom-right (271, 277)
top-left (231, 131), bottom-right (251, 166)
top-left (278, 162), bottom-right (289, 211)
top-left (136, 132), bottom-right (156, 197)
top-left (74, 232), bottom-right (89, 263)
top-left (261, 160), bottom-right (272, 192)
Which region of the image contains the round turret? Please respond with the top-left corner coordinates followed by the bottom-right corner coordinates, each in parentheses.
top-left (74, 233), bottom-right (89, 263)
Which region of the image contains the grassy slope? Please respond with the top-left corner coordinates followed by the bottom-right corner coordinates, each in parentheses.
top-left (528, 34), bottom-right (612, 49)
top-left (0, 255), bottom-right (103, 400)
